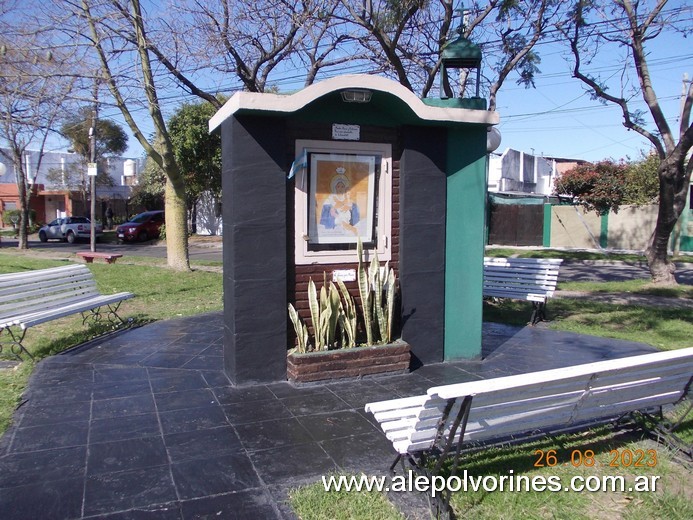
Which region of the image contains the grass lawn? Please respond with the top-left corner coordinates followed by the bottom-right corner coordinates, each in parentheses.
top-left (0, 252), bottom-right (223, 433)
top-left (483, 298), bottom-right (693, 351)
top-left (485, 247), bottom-right (693, 265)
top-left (558, 279), bottom-right (693, 300)
top-left (291, 424), bottom-right (692, 520)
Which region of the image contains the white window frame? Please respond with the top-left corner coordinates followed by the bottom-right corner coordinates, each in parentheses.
top-left (294, 139), bottom-right (392, 265)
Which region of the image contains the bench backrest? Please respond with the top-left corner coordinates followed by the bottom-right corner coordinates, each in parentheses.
top-left (0, 264), bottom-right (100, 322)
top-left (384, 348), bottom-right (693, 454)
top-left (483, 257), bottom-right (563, 302)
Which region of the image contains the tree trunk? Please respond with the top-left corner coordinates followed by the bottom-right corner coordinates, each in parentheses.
top-left (645, 159), bottom-right (686, 286)
top-left (164, 177), bottom-right (190, 271)
top-left (646, 226), bottom-right (676, 285)
top-left (17, 205), bottom-right (29, 250)
top-left (15, 158), bottom-right (29, 250)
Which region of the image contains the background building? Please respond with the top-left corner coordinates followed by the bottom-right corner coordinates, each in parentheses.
top-left (0, 149), bottom-right (145, 227)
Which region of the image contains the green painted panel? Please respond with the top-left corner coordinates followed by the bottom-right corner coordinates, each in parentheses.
top-left (422, 97), bottom-right (487, 110)
top-left (444, 127), bottom-right (487, 360)
top-left (543, 204), bottom-right (552, 247)
top-left (600, 213), bottom-right (609, 249)
top-left (680, 235), bottom-right (693, 252)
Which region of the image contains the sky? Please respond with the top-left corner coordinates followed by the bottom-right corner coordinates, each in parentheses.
top-left (117, 41), bottom-right (690, 166)
top-left (490, 36), bottom-right (691, 162)
top-left (34, 2), bottom-right (692, 167)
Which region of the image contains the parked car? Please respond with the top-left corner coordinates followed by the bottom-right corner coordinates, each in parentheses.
top-left (38, 216), bottom-right (103, 244)
top-left (116, 210), bottom-right (165, 243)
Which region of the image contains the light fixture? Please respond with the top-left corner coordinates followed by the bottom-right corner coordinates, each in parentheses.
top-left (341, 89), bottom-right (372, 103)
top-left (487, 127), bottom-right (502, 153)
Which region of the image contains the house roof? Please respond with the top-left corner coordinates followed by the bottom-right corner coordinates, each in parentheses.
top-left (209, 74), bottom-right (499, 132)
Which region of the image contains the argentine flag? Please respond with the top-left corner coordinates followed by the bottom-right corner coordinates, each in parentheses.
top-left (288, 149), bottom-right (307, 180)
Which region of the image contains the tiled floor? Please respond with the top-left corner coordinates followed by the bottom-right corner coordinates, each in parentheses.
top-left (0, 313), bottom-right (656, 519)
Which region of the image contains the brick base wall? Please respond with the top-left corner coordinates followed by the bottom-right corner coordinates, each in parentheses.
top-left (287, 342), bottom-right (410, 383)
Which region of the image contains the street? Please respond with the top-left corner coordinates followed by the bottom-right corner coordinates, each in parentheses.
top-left (558, 259), bottom-right (693, 285)
top-left (1, 236), bottom-right (691, 285)
top-left (0, 236), bottom-right (223, 263)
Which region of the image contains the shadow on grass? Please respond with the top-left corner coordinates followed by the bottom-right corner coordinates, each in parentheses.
top-left (27, 316), bottom-right (155, 361)
top-left (484, 298), bottom-right (693, 350)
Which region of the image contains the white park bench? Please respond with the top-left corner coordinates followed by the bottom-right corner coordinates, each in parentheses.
top-left (0, 264), bottom-right (134, 360)
top-left (366, 347), bottom-right (693, 517)
top-left (483, 257), bottom-right (563, 324)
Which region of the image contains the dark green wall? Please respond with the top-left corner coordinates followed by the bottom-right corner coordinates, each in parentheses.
top-left (444, 128), bottom-right (486, 360)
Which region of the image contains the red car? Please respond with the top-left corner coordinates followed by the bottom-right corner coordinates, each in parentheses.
top-left (116, 210), bottom-right (165, 243)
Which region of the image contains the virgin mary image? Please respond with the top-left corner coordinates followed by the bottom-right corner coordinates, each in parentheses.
top-left (319, 171), bottom-right (360, 235)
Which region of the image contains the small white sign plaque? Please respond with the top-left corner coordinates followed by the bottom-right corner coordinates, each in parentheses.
top-left (332, 269), bottom-right (357, 283)
top-left (332, 124), bottom-right (360, 141)
top-left (87, 163), bottom-right (98, 177)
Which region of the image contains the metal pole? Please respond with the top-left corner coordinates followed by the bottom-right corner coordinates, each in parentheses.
top-left (89, 80), bottom-right (98, 253)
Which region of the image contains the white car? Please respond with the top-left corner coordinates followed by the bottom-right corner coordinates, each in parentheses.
top-left (38, 216), bottom-right (103, 244)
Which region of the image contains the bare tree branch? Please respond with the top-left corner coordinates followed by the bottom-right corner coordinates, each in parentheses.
top-left (559, 0), bottom-right (693, 284)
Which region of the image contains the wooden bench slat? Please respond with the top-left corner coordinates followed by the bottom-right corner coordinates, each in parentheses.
top-left (0, 265), bottom-right (134, 360)
top-left (0, 264), bottom-right (86, 284)
top-left (484, 258), bottom-right (563, 264)
top-left (0, 278), bottom-right (96, 301)
top-left (364, 395), bottom-right (429, 414)
top-left (0, 278), bottom-right (98, 307)
top-left (428, 349), bottom-right (693, 399)
top-left (1, 293), bottom-right (125, 328)
top-left (0, 287), bottom-right (101, 321)
top-left (19, 293), bottom-right (134, 329)
top-left (482, 257), bottom-right (563, 323)
top-left (372, 407), bottom-right (425, 424)
top-left (403, 387), bottom-right (687, 453)
top-left (407, 373), bottom-right (691, 448)
top-left (368, 347), bottom-right (693, 462)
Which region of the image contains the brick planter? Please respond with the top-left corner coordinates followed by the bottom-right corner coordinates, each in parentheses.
top-left (287, 341), bottom-right (410, 383)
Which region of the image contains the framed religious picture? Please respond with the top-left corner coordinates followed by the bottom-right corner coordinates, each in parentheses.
top-left (308, 153), bottom-right (377, 245)
top-left (293, 139), bottom-right (392, 265)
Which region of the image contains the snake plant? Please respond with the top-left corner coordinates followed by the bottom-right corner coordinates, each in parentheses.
top-left (289, 277), bottom-right (353, 353)
top-left (357, 238), bottom-right (397, 345)
top-left (289, 241), bottom-right (396, 352)
top-left (288, 303), bottom-right (310, 353)
top-left (337, 279), bottom-right (357, 349)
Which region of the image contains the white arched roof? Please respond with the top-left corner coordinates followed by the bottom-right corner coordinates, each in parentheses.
top-left (209, 74), bottom-right (499, 132)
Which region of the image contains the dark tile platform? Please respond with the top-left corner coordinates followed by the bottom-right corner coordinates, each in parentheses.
top-left (0, 312), bottom-right (656, 519)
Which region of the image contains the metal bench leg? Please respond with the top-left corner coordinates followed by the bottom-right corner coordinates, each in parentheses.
top-left (388, 454), bottom-right (403, 475)
top-left (0, 327), bottom-right (34, 361)
top-left (80, 301), bottom-right (127, 328)
top-left (530, 302), bottom-right (546, 325)
top-left (651, 376), bottom-right (693, 461)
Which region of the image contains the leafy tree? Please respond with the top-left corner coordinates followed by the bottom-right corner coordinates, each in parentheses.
top-left (33, 0), bottom-right (575, 267)
top-left (129, 154), bottom-right (165, 211)
top-left (623, 152), bottom-right (660, 206)
top-left (557, 154), bottom-right (661, 213)
top-left (341, 0), bottom-right (563, 106)
top-left (46, 109), bottom-right (126, 206)
top-left (560, 0), bottom-right (693, 285)
top-left (168, 100), bottom-right (223, 233)
top-left (554, 160), bottom-right (628, 215)
top-left (132, 100), bottom-right (223, 234)
top-left (60, 108), bottom-right (128, 162)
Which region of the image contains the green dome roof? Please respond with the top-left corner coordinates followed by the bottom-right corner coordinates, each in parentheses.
top-left (441, 35), bottom-right (482, 67)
